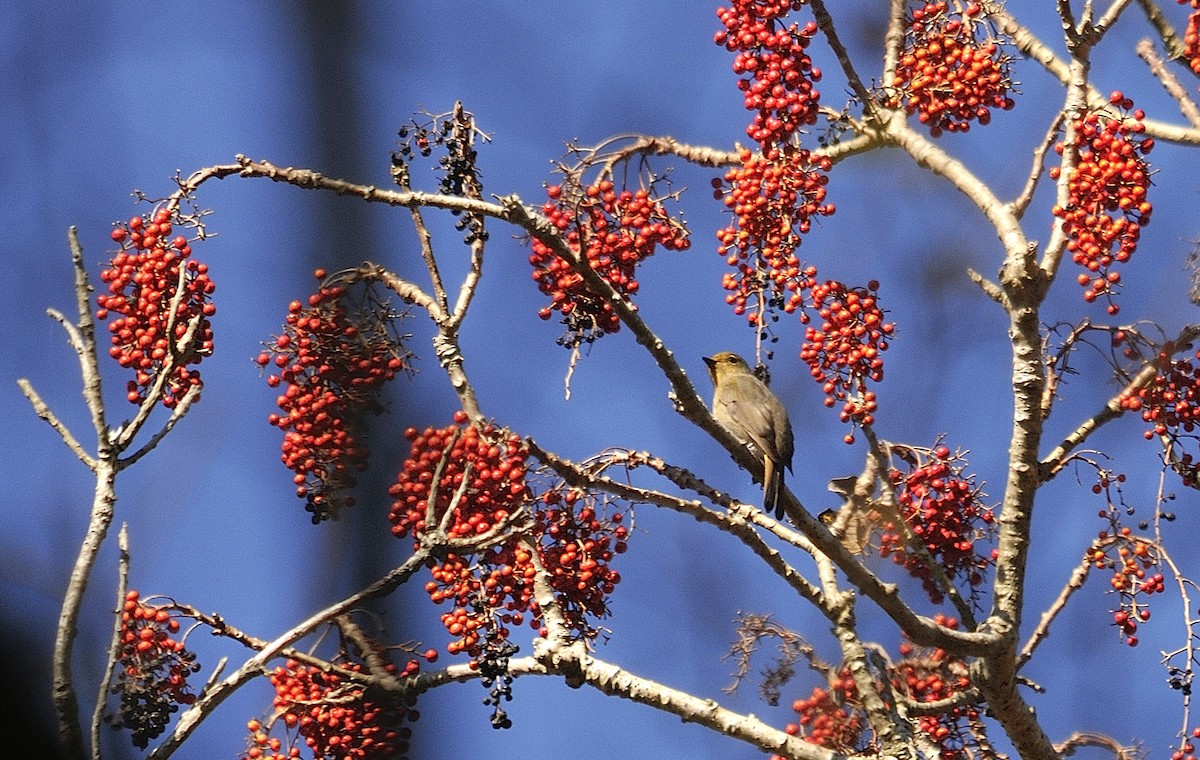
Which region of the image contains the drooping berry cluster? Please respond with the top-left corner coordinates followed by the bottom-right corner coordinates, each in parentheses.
top-left (714, 0), bottom-right (822, 148)
top-left (1050, 91), bottom-right (1154, 315)
top-left (1119, 346), bottom-right (1200, 485)
top-left (97, 207), bottom-right (214, 408)
top-left (1181, 1), bottom-right (1200, 77)
top-left (530, 181), bottom-right (690, 347)
top-left (713, 147), bottom-right (831, 324)
top-left (1086, 526), bottom-right (1164, 647)
top-left (243, 656), bottom-right (419, 760)
top-left (888, 2), bottom-right (1016, 137)
top-left (259, 271), bottom-right (408, 523)
top-left (109, 590), bottom-right (199, 749)
top-left (800, 279), bottom-right (893, 440)
top-left (894, 616), bottom-right (986, 760)
top-left (477, 625), bottom-right (519, 729)
top-left (882, 446), bottom-right (995, 604)
top-left (783, 678), bottom-right (863, 753)
top-left (389, 419), bottom-right (625, 655)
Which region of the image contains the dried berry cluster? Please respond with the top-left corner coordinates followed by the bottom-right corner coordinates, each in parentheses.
top-left (530, 181), bottom-right (690, 347)
top-left (1050, 91), bottom-right (1154, 314)
top-left (242, 656), bottom-right (419, 760)
top-left (389, 418), bottom-right (625, 656)
top-left (713, 147), bottom-right (831, 324)
top-left (883, 447), bottom-right (995, 604)
top-left (1119, 345), bottom-right (1200, 484)
top-left (783, 682), bottom-right (863, 753)
top-left (259, 271), bottom-right (408, 523)
top-left (714, 0), bottom-right (822, 148)
top-left (110, 590), bottom-right (199, 749)
top-left (888, 2), bottom-right (1016, 137)
top-left (393, 111), bottom-right (487, 244)
top-left (801, 279), bottom-right (893, 439)
top-left (98, 207), bottom-right (214, 408)
top-left (894, 619), bottom-right (986, 760)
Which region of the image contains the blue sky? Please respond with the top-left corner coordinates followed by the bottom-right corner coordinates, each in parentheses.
top-left (5, 3), bottom-right (1200, 758)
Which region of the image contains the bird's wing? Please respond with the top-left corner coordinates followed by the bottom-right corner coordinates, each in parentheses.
top-left (718, 374), bottom-right (783, 460)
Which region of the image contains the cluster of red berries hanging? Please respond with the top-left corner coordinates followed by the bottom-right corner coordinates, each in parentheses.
top-left (882, 446), bottom-right (995, 604)
top-left (781, 681), bottom-right (864, 753)
top-left (530, 180), bottom-right (690, 348)
top-left (242, 654), bottom-right (420, 760)
top-left (887, 2), bottom-right (1016, 137)
top-left (389, 415), bottom-right (626, 656)
top-left (109, 590), bottom-right (199, 749)
top-left (894, 617), bottom-right (986, 760)
top-left (259, 270), bottom-right (409, 523)
top-left (714, 0), bottom-right (822, 148)
top-left (1086, 527), bottom-right (1164, 647)
top-left (1181, 1), bottom-right (1200, 77)
top-left (1119, 345), bottom-right (1200, 485)
top-left (98, 207), bottom-right (214, 408)
top-left (713, 147), bottom-right (832, 325)
top-left (800, 279), bottom-right (893, 441)
top-left (1050, 92), bottom-right (1154, 315)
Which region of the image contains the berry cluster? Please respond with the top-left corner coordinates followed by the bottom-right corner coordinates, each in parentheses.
top-left (110, 590), bottom-right (199, 749)
top-left (530, 181), bottom-right (690, 347)
top-left (800, 279), bottom-right (893, 440)
top-left (389, 420), bottom-right (625, 656)
top-left (393, 110), bottom-right (488, 244)
top-left (1086, 526), bottom-right (1164, 647)
top-left (894, 616), bottom-right (985, 760)
top-left (97, 207), bottom-right (214, 408)
top-left (1050, 92), bottom-right (1154, 314)
top-left (259, 271), bottom-right (408, 523)
top-left (713, 147), bottom-right (831, 324)
top-left (714, 0), bottom-right (822, 148)
top-left (1182, 1), bottom-right (1200, 77)
top-left (783, 683), bottom-right (863, 753)
top-left (1119, 346), bottom-right (1200, 484)
top-left (883, 446), bottom-right (995, 604)
top-left (243, 656), bottom-right (419, 760)
top-left (888, 2), bottom-right (1016, 137)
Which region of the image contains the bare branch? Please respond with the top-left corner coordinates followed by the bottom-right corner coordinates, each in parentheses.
top-left (1008, 111), bottom-right (1066, 221)
top-left (1137, 38), bottom-right (1200, 128)
top-left (1017, 548), bottom-right (1093, 667)
top-left (17, 379), bottom-right (95, 470)
top-left (118, 384), bottom-right (202, 469)
top-left (91, 524), bottom-right (130, 760)
top-left (1135, 0), bottom-right (1188, 58)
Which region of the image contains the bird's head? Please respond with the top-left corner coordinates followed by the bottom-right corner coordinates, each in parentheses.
top-left (703, 351), bottom-right (752, 385)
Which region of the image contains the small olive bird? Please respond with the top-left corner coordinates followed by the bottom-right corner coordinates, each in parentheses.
top-left (703, 352), bottom-right (795, 518)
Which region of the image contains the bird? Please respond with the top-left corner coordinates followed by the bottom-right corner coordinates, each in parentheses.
top-left (703, 352), bottom-right (794, 518)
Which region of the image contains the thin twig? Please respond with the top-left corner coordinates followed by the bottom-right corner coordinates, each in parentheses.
top-left (1008, 111), bottom-right (1066, 220)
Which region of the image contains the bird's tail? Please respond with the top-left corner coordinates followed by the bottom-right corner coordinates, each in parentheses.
top-left (763, 462), bottom-right (785, 520)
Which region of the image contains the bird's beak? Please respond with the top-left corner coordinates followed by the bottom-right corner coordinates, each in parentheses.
top-left (702, 355), bottom-right (716, 368)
